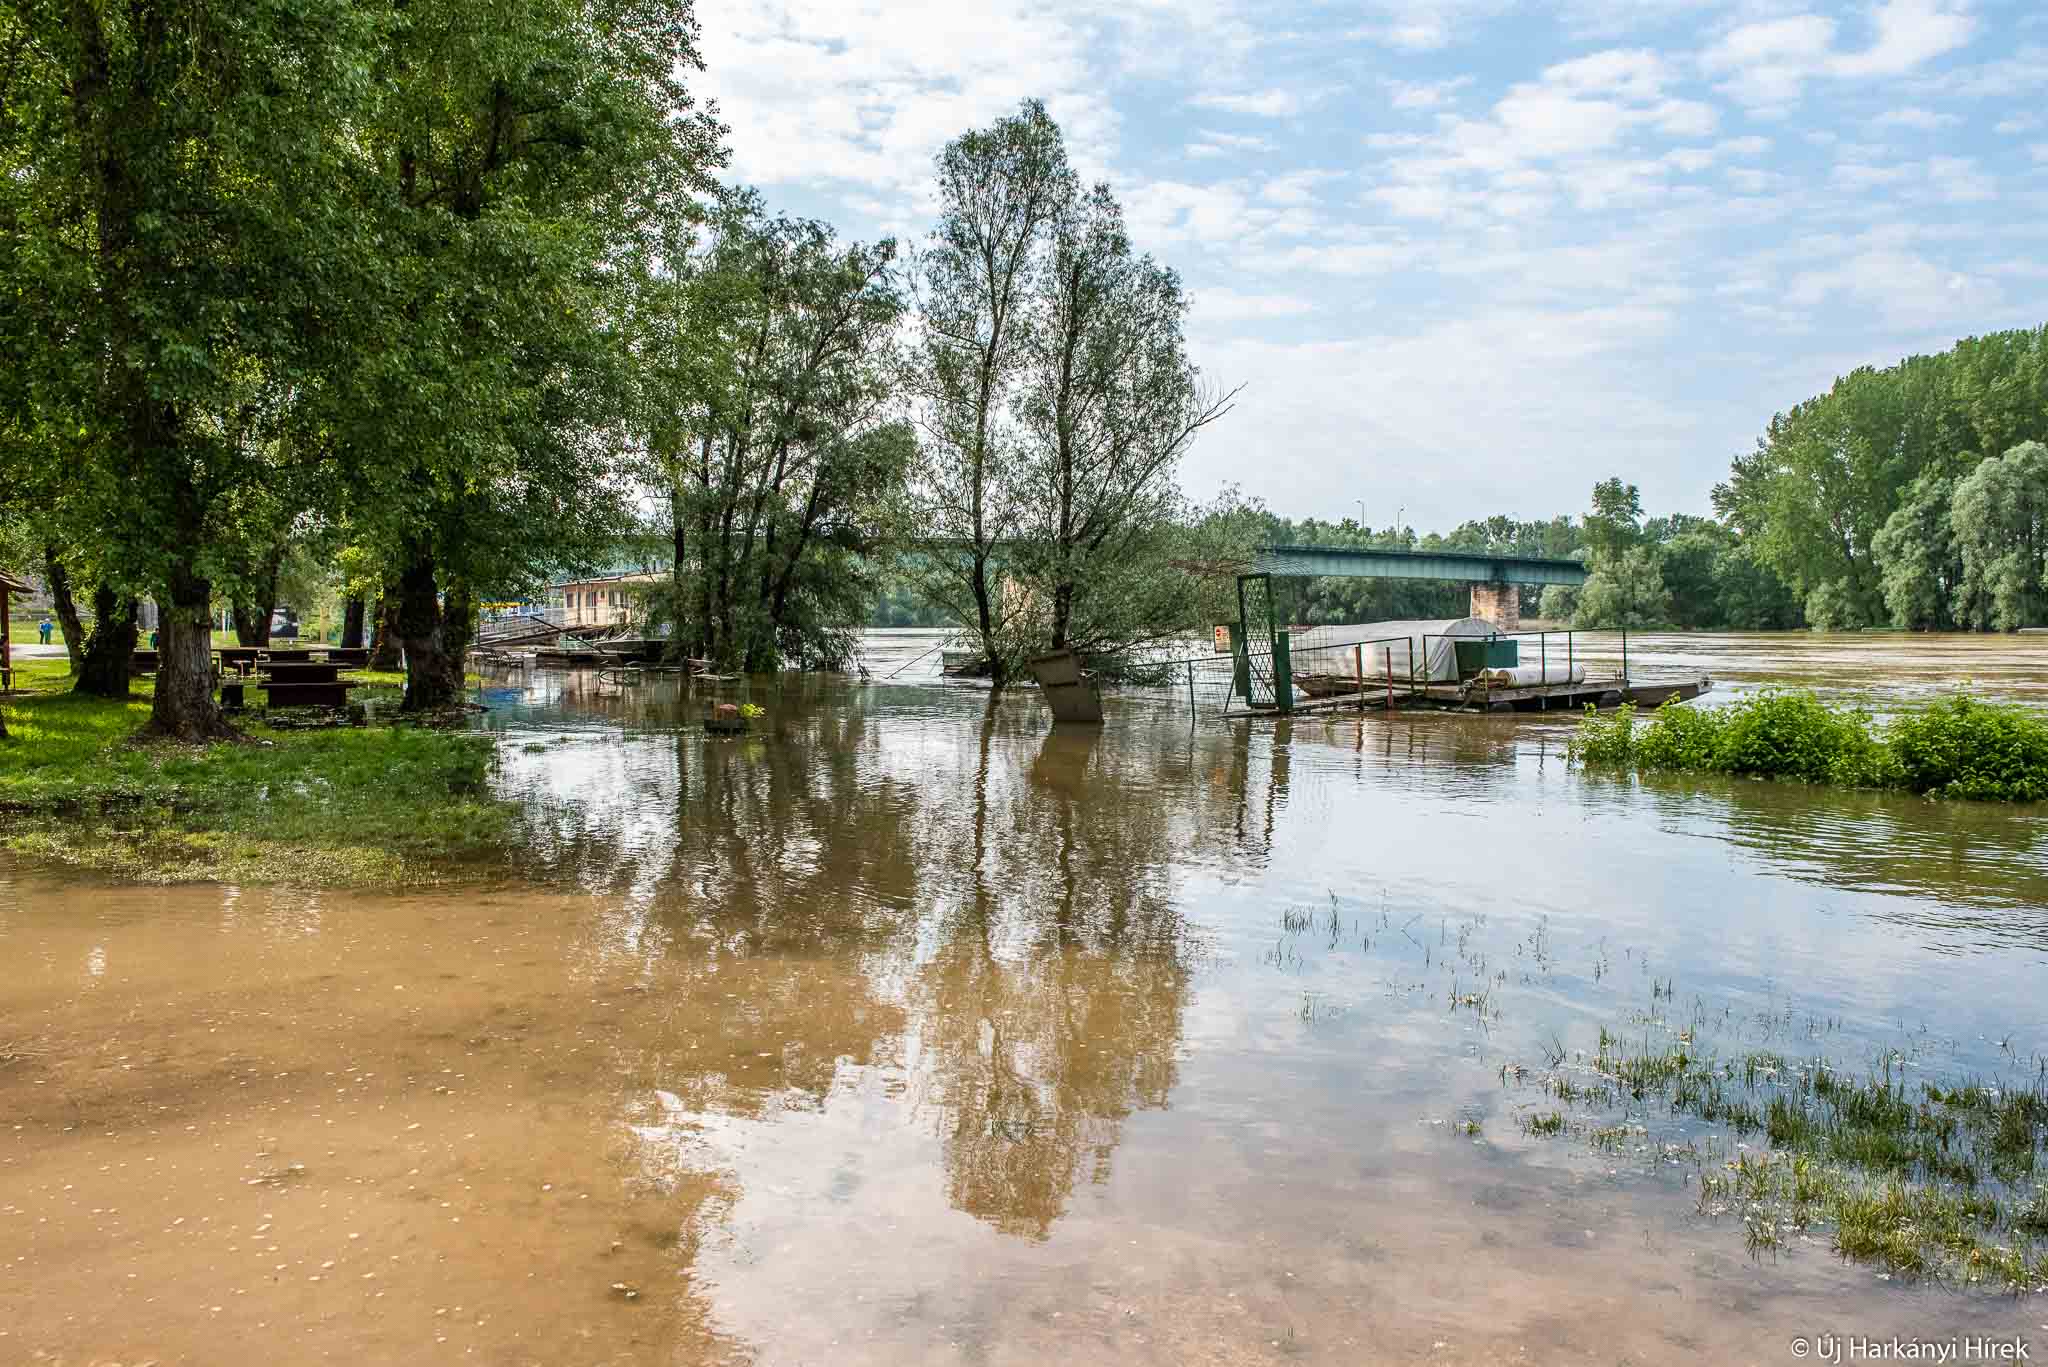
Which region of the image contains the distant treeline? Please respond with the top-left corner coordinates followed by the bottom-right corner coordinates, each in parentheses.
top-left (1716, 326), bottom-right (2048, 631)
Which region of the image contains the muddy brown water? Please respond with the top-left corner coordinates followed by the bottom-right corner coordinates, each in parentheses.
top-left (5, 631), bottom-right (2048, 1364)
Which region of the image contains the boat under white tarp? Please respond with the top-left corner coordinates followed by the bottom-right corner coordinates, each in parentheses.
top-left (1303, 618), bottom-right (1502, 683)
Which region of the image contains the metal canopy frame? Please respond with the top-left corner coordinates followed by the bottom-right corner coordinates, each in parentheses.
top-left (1250, 544), bottom-right (1589, 588)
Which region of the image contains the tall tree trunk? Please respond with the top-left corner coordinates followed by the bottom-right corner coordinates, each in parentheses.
top-left (339, 595), bottom-right (366, 650)
top-left (44, 546), bottom-right (85, 671)
top-left (397, 546), bottom-right (463, 710)
top-left (232, 599), bottom-right (271, 647)
top-left (231, 540), bottom-right (285, 646)
top-left (73, 586), bottom-right (138, 699)
top-left (367, 592), bottom-right (404, 670)
top-left (971, 552), bottom-right (1006, 687)
top-left (145, 558), bottom-right (230, 741)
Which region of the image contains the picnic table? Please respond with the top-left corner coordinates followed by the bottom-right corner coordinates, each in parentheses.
top-left (130, 650), bottom-right (160, 676)
top-left (217, 647), bottom-right (262, 676)
top-left (257, 659), bottom-right (357, 708)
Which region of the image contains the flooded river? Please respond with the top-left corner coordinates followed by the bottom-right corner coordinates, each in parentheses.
top-left (5, 631), bottom-right (2047, 1363)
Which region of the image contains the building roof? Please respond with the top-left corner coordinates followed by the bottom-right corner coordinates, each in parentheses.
top-left (0, 570), bottom-right (32, 595)
top-left (550, 570), bottom-right (667, 589)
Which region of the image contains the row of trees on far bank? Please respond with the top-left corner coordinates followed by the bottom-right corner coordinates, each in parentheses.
top-left (1714, 327), bottom-right (2048, 631)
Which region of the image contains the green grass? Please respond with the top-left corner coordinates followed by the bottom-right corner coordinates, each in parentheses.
top-left (0, 656), bottom-right (512, 885)
top-left (1571, 690), bottom-right (2048, 802)
top-left (1520, 1025), bottom-right (2048, 1288)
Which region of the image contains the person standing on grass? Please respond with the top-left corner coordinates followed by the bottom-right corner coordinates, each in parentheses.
top-left (39, 616), bottom-right (52, 645)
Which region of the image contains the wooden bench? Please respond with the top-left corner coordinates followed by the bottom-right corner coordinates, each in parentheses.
top-left (217, 647), bottom-right (262, 676)
top-left (324, 647), bottom-right (371, 668)
top-left (130, 650), bottom-right (161, 676)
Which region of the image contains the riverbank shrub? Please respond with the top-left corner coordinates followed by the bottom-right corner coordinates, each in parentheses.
top-left (1888, 697), bottom-right (2048, 802)
top-left (1570, 689), bottom-right (2047, 801)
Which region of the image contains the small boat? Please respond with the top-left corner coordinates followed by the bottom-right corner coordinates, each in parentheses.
top-left (941, 650), bottom-right (993, 678)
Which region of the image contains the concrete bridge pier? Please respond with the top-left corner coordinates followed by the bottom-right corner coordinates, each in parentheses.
top-left (1469, 581), bottom-right (1520, 632)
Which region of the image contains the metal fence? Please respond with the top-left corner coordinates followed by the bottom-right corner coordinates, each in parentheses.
top-left (1139, 630), bottom-right (1430, 722)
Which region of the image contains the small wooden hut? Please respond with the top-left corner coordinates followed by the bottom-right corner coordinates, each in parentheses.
top-left (0, 569), bottom-right (29, 693)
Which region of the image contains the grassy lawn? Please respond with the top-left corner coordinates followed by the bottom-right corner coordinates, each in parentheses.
top-left (0, 657), bottom-right (513, 885)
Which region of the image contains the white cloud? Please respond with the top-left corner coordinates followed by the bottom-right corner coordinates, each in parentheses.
top-left (1874, 105), bottom-right (1960, 129)
top-left (1193, 88), bottom-right (1310, 118)
top-left (1356, 47), bottom-right (1725, 227)
top-left (1833, 161), bottom-right (1912, 190)
top-left (1350, 18), bottom-right (1454, 51)
top-left (1926, 44), bottom-right (2048, 98)
top-left (1785, 237), bottom-right (1997, 329)
top-left (697, 0), bottom-right (1120, 201)
top-left (1703, 0), bottom-right (1977, 109)
top-left (1261, 170), bottom-right (1344, 205)
top-left (1190, 289), bottom-right (1319, 321)
top-left (1187, 130), bottom-right (1277, 160)
top-left (1832, 0), bottom-right (1976, 78)
top-left (1994, 115), bottom-right (2042, 136)
top-left (1385, 76), bottom-right (1474, 110)
top-left (1927, 155), bottom-right (1995, 202)
top-left (1184, 301), bottom-right (1691, 525)
top-left (1120, 177), bottom-right (1335, 262)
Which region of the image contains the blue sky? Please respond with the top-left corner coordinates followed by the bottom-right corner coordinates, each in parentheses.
top-left (694, 0), bottom-right (2048, 531)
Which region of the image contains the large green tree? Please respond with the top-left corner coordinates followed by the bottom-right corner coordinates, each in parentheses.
top-left (1011, 182), bottom-right (1235, 663)
top-left (332, 0), bottom-right (726, 709)
top-left (909, 100), bottom-right (1076, 685)
top-left (638, 195), bottom-right (910, 671)
top-left (2, 0), bottom-right (387, 737)
top-left (1951, 442), bottom-right (2048, 631)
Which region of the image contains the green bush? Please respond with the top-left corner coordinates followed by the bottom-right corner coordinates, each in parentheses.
top-left (1888, 697), bottom-right (2048, 801)
top-left (1570, 689), bottom-right (2046, 802)
top-left (1630, 697), bottom-right (1725, 771)
top-left (1568, 702), bottom-right (1638, 765)
top-left (1711, 691), bottom-right (1876, 784)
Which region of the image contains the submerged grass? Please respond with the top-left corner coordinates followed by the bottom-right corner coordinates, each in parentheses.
top-left (1517, 1022), bottom-right (2048, 1289)
top-left (0, 657), bottom-right (512, 884)
top-left (1569, 690), bottom-right (2048, 802)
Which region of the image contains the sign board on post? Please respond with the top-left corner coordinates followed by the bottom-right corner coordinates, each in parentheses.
top-left (1213, 625), bottom-right (1230, 654)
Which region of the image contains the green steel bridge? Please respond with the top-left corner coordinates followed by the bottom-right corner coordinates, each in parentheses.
top-left (1249, 544), bottom-right (1588, 587)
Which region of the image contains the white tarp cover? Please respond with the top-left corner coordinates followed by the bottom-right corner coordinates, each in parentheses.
top-left (1305, 618), bottom-right (1500, 683)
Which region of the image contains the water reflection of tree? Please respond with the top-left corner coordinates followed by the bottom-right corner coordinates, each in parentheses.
top-left (561, 691), bottom-right (930, 1118)
top-left (914, 706), bottom-right (1194, 1240)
